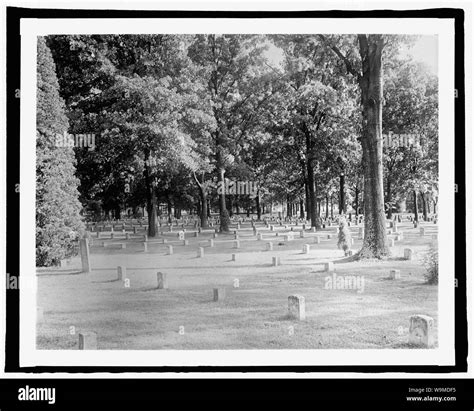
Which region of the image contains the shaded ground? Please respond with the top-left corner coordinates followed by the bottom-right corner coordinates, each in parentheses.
top-left (36, 221), bottom-right (438, 350)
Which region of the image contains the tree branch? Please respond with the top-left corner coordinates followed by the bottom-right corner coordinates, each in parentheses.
top-left (192, 171), bottom-right (202, 189)
top-left (318, 35), bottom-right (361, 81)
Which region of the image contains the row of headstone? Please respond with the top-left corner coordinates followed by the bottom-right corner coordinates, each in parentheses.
top-left (71, 313), bottom-right (434, 348)
top-left (285, 296), bottom-right (435, 347)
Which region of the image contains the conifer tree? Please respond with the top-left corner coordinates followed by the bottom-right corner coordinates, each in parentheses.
top-left (36, 37), bottom-right (84, 266)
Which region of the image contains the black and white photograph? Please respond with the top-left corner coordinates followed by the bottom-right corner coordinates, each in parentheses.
top-left (10, 11), bottom-right (460, 370)
top-left (1, 1), bottom-right (473, 407)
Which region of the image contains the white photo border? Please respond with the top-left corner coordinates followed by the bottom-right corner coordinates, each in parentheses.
top-left (19, 16), bottom-right (455, 368)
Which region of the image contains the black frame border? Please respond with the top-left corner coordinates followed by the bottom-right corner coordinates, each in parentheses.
top-left (5, 6), bottom-right (467, 373)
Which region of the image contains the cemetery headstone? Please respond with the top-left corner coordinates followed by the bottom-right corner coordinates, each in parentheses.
top-left (389, 269), bottom-right (401, 280)
top-left (117, 266), bottom-right (126, 281)
top-left (80, 238), bottom-right (91, 273)
top-left (156, 272), bottom-right (168, 289)
top-left (78, 332), bottom-right (97, 350)
top-left (324, 262), bottom-right (334, 272)
top-left (288, 295), bottom-right (306, 321)
top-left (213, 288), bottom-right (226, 301)
top-left (409, 315), bottom-right (435, 347)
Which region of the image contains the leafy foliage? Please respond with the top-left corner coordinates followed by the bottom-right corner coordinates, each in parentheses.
top-left (36, 37), bottom-right (84, 266)
top-left (42, 34), bottom-right (438, 259)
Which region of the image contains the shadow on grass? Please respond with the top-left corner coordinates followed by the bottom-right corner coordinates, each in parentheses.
top-left (387, 257), bottom-right (410, 262)
top-left (331, 254), bottom-right (362, 264)
top-left (391, 342), bottom-right (436, 349)
top-left (138, 287), bottom-right (171, 293)
top-left (91, 278), bottom-right (121, 284)
top-left (36, 270), bottom-right (83, 277)
top-left (276, 313), bottom-right (298, 322)
top-left (333, 253), bottom-right (409, 264)
top-left (91, 267), bottom-right (166, 272)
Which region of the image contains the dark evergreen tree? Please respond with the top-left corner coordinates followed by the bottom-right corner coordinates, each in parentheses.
top-left (36, 37), bottom-right (84, 266)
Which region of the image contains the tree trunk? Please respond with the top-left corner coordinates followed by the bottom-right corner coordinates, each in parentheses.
top-left (413, 190), bottom-right (419, 222)
top-left (144, 153), bottom-right (157, 237)
top-left (196, 199), bottom-right (202, 219)
top-left (386, 177), bottom-right (392, 219)
top-left (200, 191), bottom-right (208, 228)
top-left (357, 35), bottom-right (389, 258)
top-left (420, 192), bottom-right (428, 221)
top-left (300, 199), bottom-right (305, 219)
top-left (114, 205), bottom-right (121, 220)
top-left (228, 195), bottom-right (233, 217)
top-left (167, 200), bottom-right (172, 224)
top-left (307, 161), bottom-right (318, 227)
top-left (325, 194), bottom-right (329, 219)
top-left (339, 173), bottom-right (346, 214)
top-left (355, 185), bottom-right (359, 217)
top-left (256, 191), bottom-right (262, 221)
top-left (305, 182), bottom-right (311, 221)
top-left (218, 166), bottom-right (230, 232)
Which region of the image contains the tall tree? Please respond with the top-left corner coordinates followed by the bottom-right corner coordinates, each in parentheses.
top-left (36, 37), bottom-right (84, 266)
top-left (188, 35), bottom-right (273, 232)
top-left (270, 35), bottom-right (359, 228)
top-left (318, 34), bottom-right (412, 258)
top-left (49, 35), bottom-right (207, 236)
top-left (383, 59), bottom-right (438, 220)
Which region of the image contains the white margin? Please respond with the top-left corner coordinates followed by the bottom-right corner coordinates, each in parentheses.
top-left (18, 17), bottom-right (455, 369)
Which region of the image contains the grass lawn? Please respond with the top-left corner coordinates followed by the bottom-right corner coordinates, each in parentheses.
top-left (36, 222), bottom-right (438, 350)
